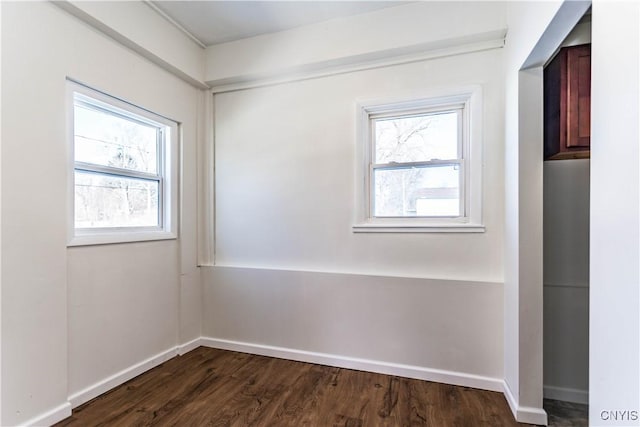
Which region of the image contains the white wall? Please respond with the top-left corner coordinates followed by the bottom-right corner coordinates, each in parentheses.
top-left (503, 1), bottom-right (563, 421)
top-left (544, 161), bottom-right (590, 287)
top-left (205, 1), bottom-right (507, 391)
top-left (0, 2), bottom-right (4, 422)
top-left (503, 0), bottom-right (590, 423)
top-left (1, 2), bottom-right (202, 425)
top-left (57, 1), bottom-right (206, 88)
top-left (543, 160), bottom-right (589, 403)
top-left (213, 50), bottom-right (504, 282)
top-left (204, 267), bottom-right (505, 390)
top-left (590, 1), bottom-right (640, 424)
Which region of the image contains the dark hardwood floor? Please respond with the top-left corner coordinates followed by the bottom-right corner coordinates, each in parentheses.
top-left (544, 399), bottom-right (588, 427)
top-left (55, 347), bottom-right (529, 426)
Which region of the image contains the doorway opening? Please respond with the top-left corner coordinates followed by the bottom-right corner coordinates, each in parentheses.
top-left (542, 9), bottom-right (591, 426)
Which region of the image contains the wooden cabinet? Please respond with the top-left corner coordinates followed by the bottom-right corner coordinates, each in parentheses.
top-left (544, 44), bottom-right (591, 160)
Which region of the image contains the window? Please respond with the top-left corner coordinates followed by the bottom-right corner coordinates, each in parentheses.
top-left (354, 88), bottom-right (484, 232)
top-left (68, 81), bottom-right (178, 246)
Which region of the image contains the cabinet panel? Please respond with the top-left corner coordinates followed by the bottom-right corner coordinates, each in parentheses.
top-left (544, 44), bottom-right (591, 160)
top-left (567, 45), bottom-right (591, 149)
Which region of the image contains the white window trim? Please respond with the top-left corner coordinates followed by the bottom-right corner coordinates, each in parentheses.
top-left (67, 80), bottom-right (179, 246)
top-left (353, 87), bottom-right (484, 233)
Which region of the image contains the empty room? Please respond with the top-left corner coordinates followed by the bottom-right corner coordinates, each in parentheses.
top-left (1, 1), bottom-right (638, 426)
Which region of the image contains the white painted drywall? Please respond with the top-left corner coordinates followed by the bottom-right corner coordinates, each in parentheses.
top-left (590, 1), bottom-right (640, 423)
top-left (0, 2), bottom-right (4, 422)
top-left (503, 0), bottom-right (591, 422)
top-left (203, 266), bottom-right (505, 383)
top-left (62, 1), bottom-right (205, 87)
top-left (67, 243), bottom-right (180, 396)
top-left (2, 4), bottom-right (70, 423)
top-left (543, 161), bottom-right (590, 401)
top-left (543, 285), bottom-right (589, 403)
top-left (204, 1), bottom-right (506, 86)
top-left (544, 161), bottom-right (590, 288)
top-left (0, 1), bottom-right (4, 422)
top-left (213, 49), bottom-right (505, 282)
top-left (206, 9), bottom-right (507, 386)
top-left (1, 2), bottom-right (202, 424)
top-left (561, 20), bottom-right (591, 48)
top-left (504, 3), bottom-right (562, 413)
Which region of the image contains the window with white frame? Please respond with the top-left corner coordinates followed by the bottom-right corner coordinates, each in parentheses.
top-left (354, 89), bottom-right (484, 232)
top-left (68, 81), bottom-right (178, 246)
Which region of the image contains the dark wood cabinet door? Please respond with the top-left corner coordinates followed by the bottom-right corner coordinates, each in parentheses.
top-left (567, 45), bottom-right (591, 149)
top-left (544, 44), bottom-right (591, 160)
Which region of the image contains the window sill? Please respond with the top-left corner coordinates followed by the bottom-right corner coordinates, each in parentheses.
top-left (352, 222), bottom-right (485, 233)
top-left (68, 230), bottom-right (177, 247)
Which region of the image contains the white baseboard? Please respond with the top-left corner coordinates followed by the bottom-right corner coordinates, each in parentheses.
top-left (23, 402), bottom-right (72, 427)
top-left (68, 347), bottom-right (179, 408)
top-left (544, 385), bottom-right (589, 405)
top-left (68, 340), bottom-right (204, 409)
top-left (200, 337), bottom-right (504, 392)
top-left (36, 338), bottom-right (558, 427)
top-left (504, 381), bottom-right (548, 425)
top-left (178, 337), bottom-right (203, 355)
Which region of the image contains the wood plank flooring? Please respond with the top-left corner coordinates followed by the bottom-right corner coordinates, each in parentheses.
top-left (56, 347), bottom-right (530, 427)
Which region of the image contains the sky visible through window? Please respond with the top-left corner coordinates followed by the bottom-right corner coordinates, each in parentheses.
top-left (74, 105), bottom-right (158, 173)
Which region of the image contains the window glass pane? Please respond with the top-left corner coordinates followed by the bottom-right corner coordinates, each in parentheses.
top-left (74, 103), bottom-right (158, 174)
top-left (374, 165), bottom-right (460, 217)
top-left (374, 111), bottom-right (458, 163)
top-left (75, 170), bottom-right (159, 228)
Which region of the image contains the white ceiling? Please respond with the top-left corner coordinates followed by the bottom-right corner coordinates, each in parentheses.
top-left (150, 1), bottom-right (408, 47)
